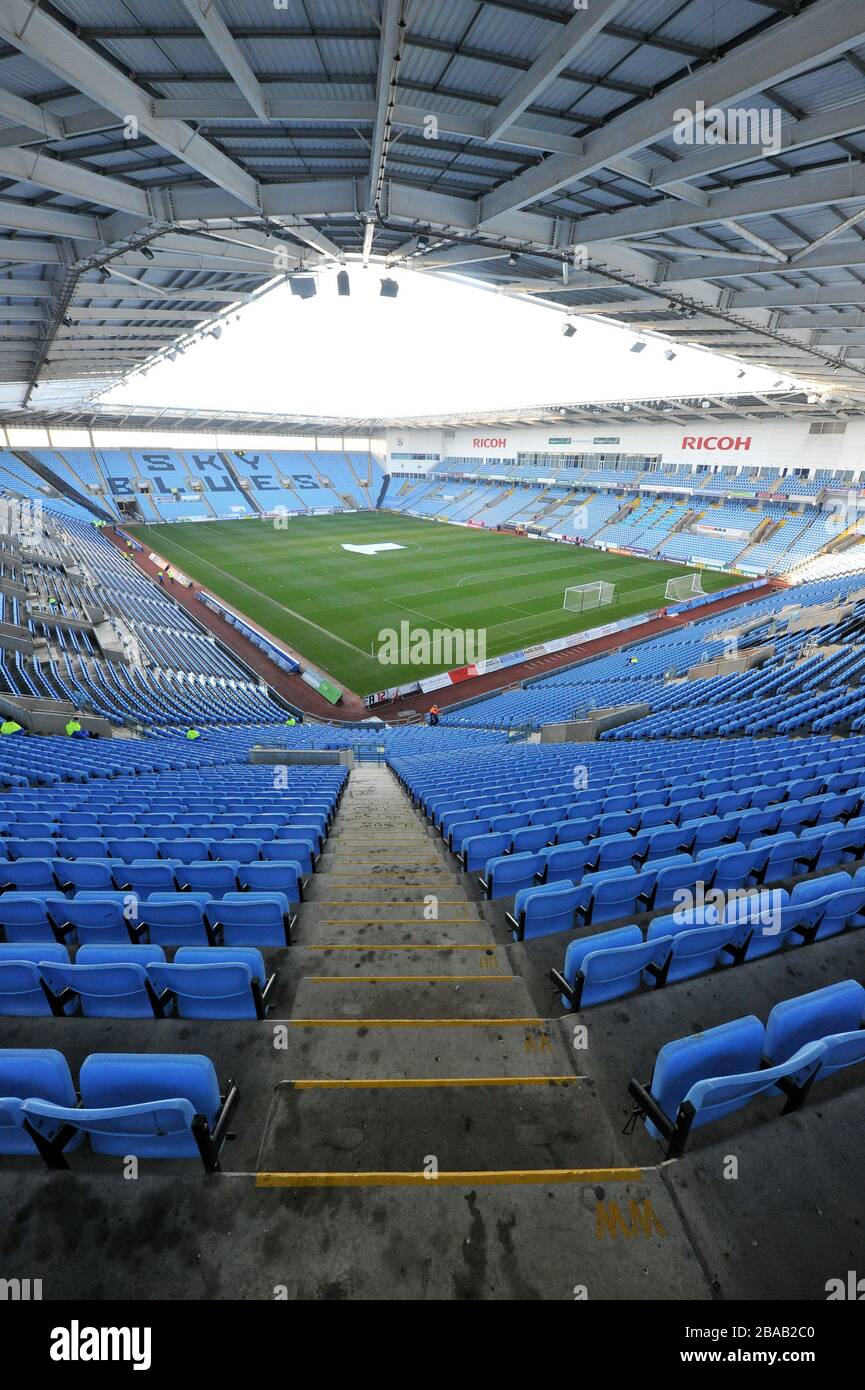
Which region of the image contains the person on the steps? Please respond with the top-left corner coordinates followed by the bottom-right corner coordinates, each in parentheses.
top-left (428, 704), bottom-right (440, 726)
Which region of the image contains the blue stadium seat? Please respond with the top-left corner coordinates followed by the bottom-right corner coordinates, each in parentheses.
top-left (139, 898), bottom-right (215, 947)
top-left (261, 839), bottom-right (316, 875)
top-left (0, 944), bottom-right (72, 1016)
top-left (115, 861), bottom-right (181, 895)
top-left (508, 879), bottom-right (581, 940)
top-left (176, 861), bottom-right (239, 896)
top-left (205, 894), bottom-right (292, 947)
top-left (541, 843), bottom-right (596, 883)
top-left (237, 862), bottom-right (303, 903)
top-left (39, 960), bottom-right (167, 1018)
top-left (554, 927), bottom-right (671, 1009)
top-left (149, 947), bottom-right (273, 1019)
top-left (481, 851), bottom-right (545, 900)
top-left (0, 1049), bottom-right (81, 1158)
top-left (460, 832), bottom-right (511, 873)
top-left (763, 980), bottom-right (865, 1066)
top-left (21, 1053), bottom-right (238, 1171)
top-left (2, 859), bottom-right (58, 893)
top-left (62, 898), bottom-right (143, 946)
top-left (0, 892), bottom-right (68, 943)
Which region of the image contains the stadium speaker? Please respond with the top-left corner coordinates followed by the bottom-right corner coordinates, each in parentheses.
top-left (380, 278), bottom-right (399, 298)
top-left (630, 341), bottom-right (646, 353)
top-left (337, 270), bottom-right (350, 296)
top-left (664, 349), bottom-right (676, 361)
top-left (289, 275), bottom-right (317, 299)
top-left (561, 322), bottom-right (577, 337)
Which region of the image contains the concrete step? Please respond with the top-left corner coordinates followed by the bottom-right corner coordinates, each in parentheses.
top-left (293, 923), bottom-right (497, 949)
top-left (319, 846), bottom-right (448, 864)
top-left (312, 863), bottom-right (457, 882)
top-left (285, 945), bottom-right (510, 976)
top-left (298, 901), bottom-right (482, 925)
top-left (292, 975), bottom-right (538, 1020)
top-left (304, 878), bottom-right (462, 902)
top-left (255, 1075), bottom-right (628, 1177)
top-left (283, 1018), bottom-right (576, 1078)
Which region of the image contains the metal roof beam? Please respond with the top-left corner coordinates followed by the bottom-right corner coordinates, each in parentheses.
top-left (485, 0), bottom-right (629, 143)
top-left (368, 0), bottom-right (404, 212)
top-left (653, 96), bottom-right (865, 190)
top-left (0, 197), bottom-right (103, 240)
top-left (177, 0), bottom-right (270, 123)
top-left (0, 0), bottom-right (260, 210)
top-left (477, 0), bottom-right (865, 223)
top-left (576, 163), bottom-right (865, 245)
top-left (0, 146), bottom-right (150, 217)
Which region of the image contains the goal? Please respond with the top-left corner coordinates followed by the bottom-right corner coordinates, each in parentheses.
top-left (665, 572), bottom-right (705, 603)
top-left (563, 580), bottom-right (617, 613)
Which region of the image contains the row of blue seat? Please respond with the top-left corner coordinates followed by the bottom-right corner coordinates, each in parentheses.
top-left (494, 818), bottom-right (865, 935)
top-left (0, 889), bottom-right (296, 946)
top-left (0, 831), bottom-right (320, 863)
top-left (629, 979), bottom-right (865, 1156)
top-left (456, 790), bottom-right (862, 872)
top-left (0, 853), bottom-right (309, 900)
top-left (0, 943), bottom-right (274, 1020)
top-left (550, 871), bottom-right (865, 1008)
top-left (0, 1049), bottom-right (236, 1171)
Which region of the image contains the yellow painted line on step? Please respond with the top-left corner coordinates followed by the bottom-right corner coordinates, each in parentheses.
top-left (299, 944), bottom-right (493, 951)
top-left (288, 1018), bottom-right (545, 1028)
top-left (291, 1076), bottom-right (577, 1089)
top-left (324, 918), bottom-right (477, 926)
top-left (256, 1167), bottom-right (644, 1189)
top-left (306, 975), bottom-right (514, 984)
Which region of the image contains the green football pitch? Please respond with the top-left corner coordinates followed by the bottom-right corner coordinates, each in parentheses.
top-left (128, 513), bottom-right (734, 696)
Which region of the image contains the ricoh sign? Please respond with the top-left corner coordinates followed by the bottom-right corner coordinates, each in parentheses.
top-left (682, 435), bottom-right (752, 451)
top-left (472, 437), bottom-right (508, 448)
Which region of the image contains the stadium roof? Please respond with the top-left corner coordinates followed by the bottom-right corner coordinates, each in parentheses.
top-left (3, 0), bottom-right (865, 404)
top-left (2, 389), bottom-right (862, 436)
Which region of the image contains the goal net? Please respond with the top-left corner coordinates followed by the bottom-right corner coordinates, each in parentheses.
top-left (563, 580), bottom-right (617, 613)
top-left (665, 573), bottom-right (705, 603)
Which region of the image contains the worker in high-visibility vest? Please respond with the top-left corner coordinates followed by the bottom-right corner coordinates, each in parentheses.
top-left (186, 728), bottom-right (201, 741)
top-left (0, 719), bottom-right (22, 735)
top-left (65, 718), bottom-right (82, 736)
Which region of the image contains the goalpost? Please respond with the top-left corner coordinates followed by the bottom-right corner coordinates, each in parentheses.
top-left (664, 572), bottom-right (705, 603)
top-left (563, 580), bottom-right (617, 613)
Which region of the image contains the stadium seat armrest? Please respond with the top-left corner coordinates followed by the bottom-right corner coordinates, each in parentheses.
top-left (506, 910), bottom-right (523, 941)
top-left (551, 967), bottom-right (581, 1011)
top-left (721, 930), bottom-right (752, 964)
top-left (201, 1081), bottom-right (240, 1173)
top-left (550, 967), bottom-right (571, 999)
top-left (40, 978), bottom-right (74, 1017)
top-left (643, 949), bottom-right (672, 988)
top-left (628, 1077), bottom-right (697, 1158)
